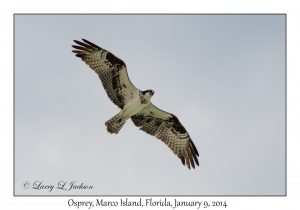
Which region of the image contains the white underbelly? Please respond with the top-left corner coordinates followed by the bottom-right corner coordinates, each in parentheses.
top-left (122, 96), bottom-right (147, 118)
top-left (123, 102), bottom-right (145, 118)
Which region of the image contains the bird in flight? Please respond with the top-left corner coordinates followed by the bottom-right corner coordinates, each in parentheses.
top-left (72, 39), bottom-right (199, 169)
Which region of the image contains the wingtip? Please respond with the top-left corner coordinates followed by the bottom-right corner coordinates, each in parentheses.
top-left (73, 40), bottom-right (82, 45)
top-left (180, 157), bottom-right (185, 166)
top-left (190, 139), bottom-right (199, 157)
top-left (190, 160), bottom-right (195, 169)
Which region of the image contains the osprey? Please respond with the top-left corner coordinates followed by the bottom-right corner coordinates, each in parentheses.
top-left (72, 39), bottom-right (199, 169)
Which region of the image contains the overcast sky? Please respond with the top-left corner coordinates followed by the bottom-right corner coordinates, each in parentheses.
top-left (14, 14), bottom-right (285, 196)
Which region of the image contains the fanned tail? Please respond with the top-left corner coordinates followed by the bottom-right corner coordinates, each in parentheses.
top-left (105, 112), bottom-right (127, 134)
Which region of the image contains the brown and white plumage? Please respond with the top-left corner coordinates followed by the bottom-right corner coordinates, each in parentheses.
top-left (131, 103), bottom-right (199, 169)
top-left (72, 39), bottom-right (199, 169)
top-left (72, 39), bottom-right (137, 109)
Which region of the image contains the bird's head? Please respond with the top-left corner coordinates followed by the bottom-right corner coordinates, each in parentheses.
top-left (141, 89), bottom-right (155, 99)
top-left (149, 89), bottom-right (155, 96)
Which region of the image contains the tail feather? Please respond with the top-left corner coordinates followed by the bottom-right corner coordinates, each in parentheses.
top-left (105, 112), bottom-right (127, 134)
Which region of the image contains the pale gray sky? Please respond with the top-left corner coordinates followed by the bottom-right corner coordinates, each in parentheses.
top-left (15, 14), bottom-right (285, 195)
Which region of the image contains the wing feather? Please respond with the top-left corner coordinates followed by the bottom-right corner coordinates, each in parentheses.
top-left (72, 39), bottom-right (138, 109)
top-left (131, 103), bottom-right (199, 169)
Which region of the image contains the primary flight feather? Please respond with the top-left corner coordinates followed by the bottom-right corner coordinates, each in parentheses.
top-left (72, 39), bottom-right (199, 169)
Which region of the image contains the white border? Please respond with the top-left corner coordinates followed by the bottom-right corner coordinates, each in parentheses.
top-left (2, 0), bottom-right (298, 209)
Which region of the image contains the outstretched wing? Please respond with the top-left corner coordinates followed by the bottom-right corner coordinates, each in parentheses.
top-left (131, 103), bottom-right (199, 169)
top-left (72, 39), bottom-right (139, 109)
